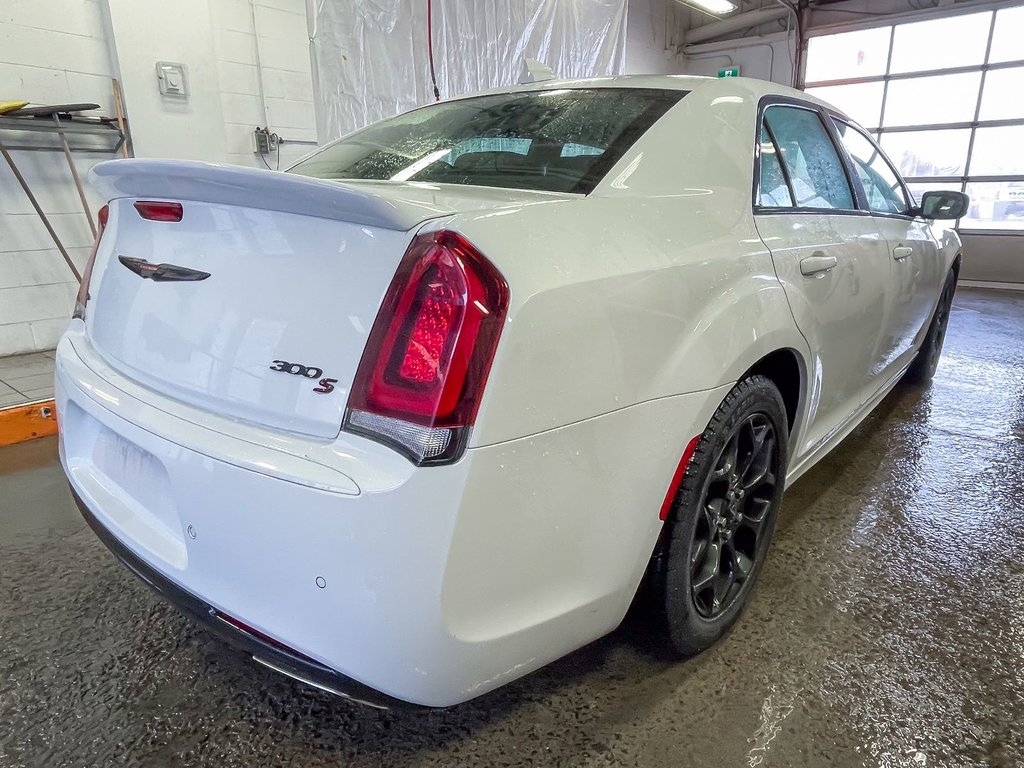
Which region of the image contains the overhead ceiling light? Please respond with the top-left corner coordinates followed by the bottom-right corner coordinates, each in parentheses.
top-left (675, 0), bottom-right (738, 16)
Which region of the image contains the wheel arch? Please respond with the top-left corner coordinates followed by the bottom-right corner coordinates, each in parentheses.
top-left (738, 348), bottom-right (806, 437)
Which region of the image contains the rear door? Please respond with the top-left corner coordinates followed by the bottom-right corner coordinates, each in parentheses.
top-left (753, 102), bottom-right (889, 458)
top-left (831, 119), bottom-right (945, 373)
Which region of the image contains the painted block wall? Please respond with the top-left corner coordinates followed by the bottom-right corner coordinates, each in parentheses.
top-left (0, 0), bottom-right (114, 355)
top-left (681, 33), bottom-right (795, 87)
top-left (624, 0), bottom-right (685, 75)
top-left (107, 0), bottom-right (230, 161)
top-left (0, 0), bottom-right (317, 357)
top-left (210, 0), bottom-right (318, 170)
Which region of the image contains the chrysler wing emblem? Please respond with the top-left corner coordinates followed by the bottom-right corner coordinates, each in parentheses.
top-left (118, 256), bottom-right (211, 282)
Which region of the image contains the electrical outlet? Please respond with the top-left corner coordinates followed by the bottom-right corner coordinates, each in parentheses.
top-left (253, 127), bottom-right (279, 155)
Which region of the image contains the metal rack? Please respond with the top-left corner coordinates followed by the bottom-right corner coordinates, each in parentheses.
top-left (0, 112), bottom-right (129, 282)
top-left (0, 113), bottom-right (126, 153)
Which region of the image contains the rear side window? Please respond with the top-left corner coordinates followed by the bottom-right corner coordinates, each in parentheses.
top-left (834, 122), bottom-right (910, 214)
top-left (762, 105), bottom-right (855, 210)
top-left (290, 88), bottom-right (687, 195)
top-left (758, 126), bottom-right (794, 207)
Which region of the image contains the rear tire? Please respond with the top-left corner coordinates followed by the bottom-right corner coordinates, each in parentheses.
top-left (643, 375), bottom-right (789, 656)
top-left (906, 269), bottom-right (957, 385)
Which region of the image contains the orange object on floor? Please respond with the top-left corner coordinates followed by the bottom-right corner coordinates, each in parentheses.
top-left (0, 399), bottom-right (57, 447)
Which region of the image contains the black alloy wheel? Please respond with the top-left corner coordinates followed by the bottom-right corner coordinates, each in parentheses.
top-left (640, 375), bottom-right (789, 656)
top-left (907, 269), bottom-right (957, 385)
top-left (690, 413), bottom-right (779, 619)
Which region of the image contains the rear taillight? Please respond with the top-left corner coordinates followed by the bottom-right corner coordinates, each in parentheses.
top-left (72, 204), bottom-right (108, 321)
top-left (134, 200), bottom-right (183, 221)
top-left (343, 230), bottom-right (509, 465)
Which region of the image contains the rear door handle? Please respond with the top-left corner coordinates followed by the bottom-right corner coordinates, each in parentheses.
top-left (800, 253), bottom-right (838, 276)
top-left (892, 245), bottom-right (913, 260)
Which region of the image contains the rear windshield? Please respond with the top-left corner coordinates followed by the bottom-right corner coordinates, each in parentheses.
top-left (289, 88), bottom-right (686, 195)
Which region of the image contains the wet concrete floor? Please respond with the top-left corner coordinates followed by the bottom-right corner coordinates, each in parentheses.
top-left (1, 287), bottom-right (1022, 767)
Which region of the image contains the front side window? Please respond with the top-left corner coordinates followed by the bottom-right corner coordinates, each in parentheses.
top-left (763, 105), bottom-right (855, 210)
top-left (834, 122), bottom-right (910, 214)
top-left (289, 88), bottom-right (686, 195)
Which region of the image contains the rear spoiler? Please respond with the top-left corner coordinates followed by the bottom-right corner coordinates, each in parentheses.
top-left (88, 159), bottom-right (451, 232)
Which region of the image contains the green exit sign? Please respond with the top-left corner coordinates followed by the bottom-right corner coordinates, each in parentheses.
top-left (718, 67), bottom-right (740, 78)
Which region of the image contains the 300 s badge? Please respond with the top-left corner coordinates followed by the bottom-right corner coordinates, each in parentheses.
top-left (269, 360), bottom-right (338, 394)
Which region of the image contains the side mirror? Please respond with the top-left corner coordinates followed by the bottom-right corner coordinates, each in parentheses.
top-left (919, 190), bottom-right (970, 220)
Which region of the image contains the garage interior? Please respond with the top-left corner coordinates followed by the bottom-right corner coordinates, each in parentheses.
top-left (1, 0), bottom-right (1023, 765)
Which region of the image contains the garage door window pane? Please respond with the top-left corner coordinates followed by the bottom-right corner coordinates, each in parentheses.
top-left (961, 182), bottom-right (1024, 230)
top-left (879, 129), bottom-right (971, 177)
top-left (989, 6), bottom-right (1024, 63)
top-left (883, 73), bottom-right (982, 126)
top-left (764, 107), bottom-right (854, 210)
top-left (979, 67), bottom-right (1024, 121)
top-left (969, 126), bottom-right (1024, 175)
top-left (889, 12), bottom-right (992, 74)
top-left (805, 27), bottom-right (891, 82)
top-left (905, 182), bottom-right (961, 205)
top-left (805, 82), bottom-right (884, 128)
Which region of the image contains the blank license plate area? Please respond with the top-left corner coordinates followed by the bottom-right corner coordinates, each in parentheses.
top-left (91, 423), bottom-right (183, 545)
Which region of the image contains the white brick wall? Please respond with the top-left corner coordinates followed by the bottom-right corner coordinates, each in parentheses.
top-left (0, 0), bottom-right (113, 355)
top-left (0, 0), bottom-right (317, 356)
top-left (212, 0), bottom-right (317, 170)
top-left (625, 0), bottom-right (685, 75)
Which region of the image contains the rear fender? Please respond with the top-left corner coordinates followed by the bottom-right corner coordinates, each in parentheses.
top-left (645, 277), bottom-right (811, 465)
top-left (651, 278), bottom-right (809, 407)
top-left (456, 195), bottom-right (811, 449)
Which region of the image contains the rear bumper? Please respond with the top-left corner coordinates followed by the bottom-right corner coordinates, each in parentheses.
top-left (57, 325), bottom-right (727, 706)
top-left (72, 488), bottom-right (403, 710)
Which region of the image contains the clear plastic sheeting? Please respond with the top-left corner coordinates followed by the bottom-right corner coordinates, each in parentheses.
top-left (309, 0), bottom-right (628, 142)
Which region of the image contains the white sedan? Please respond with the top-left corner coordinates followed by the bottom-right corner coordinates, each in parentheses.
top-left (56, 75), bottom-right (966, 708)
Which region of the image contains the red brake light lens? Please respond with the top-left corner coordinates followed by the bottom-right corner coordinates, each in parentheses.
top-left (134, 200), bottom-right (183, 222)
top-left (344, 230), bottom-right (509, 465)
top-left (73, 204), bottom-right (109, 321)
top-left (396, 267), bottom-right (459, 385)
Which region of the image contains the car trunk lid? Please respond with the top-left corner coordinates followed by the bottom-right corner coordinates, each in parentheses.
top-left (82, 160), bottom-right (569, 440)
